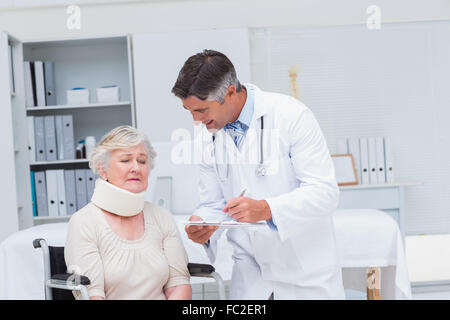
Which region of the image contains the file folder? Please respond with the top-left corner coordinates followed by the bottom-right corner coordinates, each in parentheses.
top-left (23, 61), bottom-right (35, 107)
top-left (62, 115), bottom-right (75, 160)
top-left (348, 137), bottom-right (361, 184)
top-left (384, 136), bottom-right (395, 183)
top-left (30, 170), bottom-right (37, 217)
top-left (46, 170), bottom-right (59, 217)
top-left (44, 115), bottom-right (57, 161)
top-left (27, 116), bottom-right (36, 163)
top-left (64, 169), bottom-right (77, 215)
top-left (55, 115), bottom-right (64, 160)
top-left (34, 61), bottom-right (46, 106)
top-left (359, 138), bottom-right (370, 184)
top-left (85, 169), bottom-right (96, 202)
top-left (375, 137), bottom-right (386, 184)
top-left (34, 171), bottom-right (48, 216)
top-left (367, 137), bottom-right (378, 184)
top-left (30, 61), bottom-right (37, 106)
top-left (336, 138), bottom-right (348, 154)
top-left (44, 61), bottom-right (56, 106)
top-left (56, 170), bottom-right (67, 216)
top-left (34, 116), bottom-right (46, 162)
top-left (75, 169), bottom-right (88, 210)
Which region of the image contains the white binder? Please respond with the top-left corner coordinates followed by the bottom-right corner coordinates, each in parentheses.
top-left (375, 137), bottom-right (386, 184)
top-left (56, 170), bottom-right (67, 216)
top-left (384, 136), bottom-right (395, 183)
top-left (84, 169), bottom-right (97, 202)
top-left (34, 116), bottom-right (46, 162)
top-left (34, 171), bottom-right (48, 216)
top-left (45, 170), bottom-right (59, 217)
top-left (359, 137), bottom-right (370, 184)
top-left (367, 137), bottom-right (378, 184)
top-left (44, 61), bottom-right (56, 106)
top-left (44, 115), bottom-right (57, 161)
top-left (75, 169), bottom-right (88, 210)
top-left (34, 61), bottom-right (46, 106)
top-left (27, 116), bottom-right (36, 163)
top-left (336, 138), bottom-right (348, 154)
top-left (153, 176), bottom-right (173, 211)
top-left (64, 169), bottom-right (77, 215)
top-left (348, 137), bottom-right (361, 184)
top-left (62, 115), bottom-right (75, 160)
top-left (55, 115), bottom-right (64, 160)
top-left (23, 61), bottom-right (35, 107)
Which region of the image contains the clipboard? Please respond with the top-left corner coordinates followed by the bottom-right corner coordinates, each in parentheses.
top-left (182, 221), bottom-right (266, 228)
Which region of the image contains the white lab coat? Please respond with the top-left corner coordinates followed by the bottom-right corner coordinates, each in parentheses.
top-left (194, 83), bottom-right (345, 299)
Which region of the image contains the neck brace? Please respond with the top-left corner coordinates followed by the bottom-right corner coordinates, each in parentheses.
top-left (91, 178), bottom-right (146, 217)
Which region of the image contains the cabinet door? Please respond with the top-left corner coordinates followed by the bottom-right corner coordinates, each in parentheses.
top-left (132, 28), bottom-right (251, 142)
top-left (0, 31), bottom-right (20, 242)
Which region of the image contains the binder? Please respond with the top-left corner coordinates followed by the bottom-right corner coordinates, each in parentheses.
top-left (84, 169), bottom-right (97, 202)
top-left (46, 170), bottom-right (59, 217)
top-left (153, 176), bottom-right (173, 211)
top-left (30, 170), bottom-right (37, 217)
top-left (55, 115), bottom-right (64, 160)
top-left (24, 61), bottom-right (35, 107)
top-left (44, 115), bottom-right (57, 161)
top-left (75, 169), bottom-right (88, 210)
top-left (34, 61), bottom-right (46, 106)
top-left (336, 138), bottom-right (348, 154)
top-left (34, 171), bottom-right (48, 216)
top-left (359, 138), bottom-right (370, 184)
top-left (62, 115), bottom-right (75, 160)
top-left (348, 137), bottom-right (361, 184)
top-left (64, 169), bottom-right (77, 215)
top-left (43, 61), bottom-right (56, 106)
top-left (56, 170), bottom-right (67, 216)
top-left (27, 116), bottom-right (36, 163)
top-left (34, 116), bottom-right (46, 162)
top-left (384, 136), bottom-right (395, 183)
top-left (367, 137), bottom-right (378, 184)
top-left (30, 61), bottom-right (37, 106)
top-left (375, 137), bottom-right (386, 184)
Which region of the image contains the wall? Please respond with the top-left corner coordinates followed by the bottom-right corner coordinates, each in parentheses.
top-left (1, 0), bottom-right (450, 41)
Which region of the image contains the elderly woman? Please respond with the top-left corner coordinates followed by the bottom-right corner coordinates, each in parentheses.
top-left (64, 125), bottom-right (191, 300)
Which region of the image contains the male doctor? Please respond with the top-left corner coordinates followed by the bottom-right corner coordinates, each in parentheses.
top-left (172, 49), bottom-right (345, 299)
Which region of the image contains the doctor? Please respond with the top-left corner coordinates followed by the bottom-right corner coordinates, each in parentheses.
top-left (171, 49), bottom-right (345, 299)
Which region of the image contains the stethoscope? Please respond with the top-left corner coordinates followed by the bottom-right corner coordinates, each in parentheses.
top-left (212, 116), bottom-right (266, 182)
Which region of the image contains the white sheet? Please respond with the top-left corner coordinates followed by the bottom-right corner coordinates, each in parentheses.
top-left (0, 209), bottom-right (411, 299)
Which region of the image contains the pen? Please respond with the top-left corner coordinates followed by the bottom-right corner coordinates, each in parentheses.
top-left (220, 189), bottom-right (246, 223)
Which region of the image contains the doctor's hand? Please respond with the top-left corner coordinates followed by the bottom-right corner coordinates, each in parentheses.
top-left (223, 197), bottom-right (272, 223)
top-left (185, 215), bottom-right (219, 245)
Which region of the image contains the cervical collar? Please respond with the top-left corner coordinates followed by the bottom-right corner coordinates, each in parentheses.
top-left (91, 178), bottom-right (146, 217)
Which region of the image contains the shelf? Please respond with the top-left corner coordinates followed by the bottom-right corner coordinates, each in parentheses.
top-left (340, 181), bottom-right (423, 190)
top-left (26, 101), bottom-right (131, 112)
top-left (33, 216), bottom-right (71, 221)
top-left (30, 159), bottom-right (89, 166)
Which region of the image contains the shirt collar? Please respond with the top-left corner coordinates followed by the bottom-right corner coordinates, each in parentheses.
top-left (233, 85), bottom-right (254, 129)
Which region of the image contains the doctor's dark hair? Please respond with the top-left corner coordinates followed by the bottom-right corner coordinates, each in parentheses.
top-left (171, 49), bottom-right (242, 104)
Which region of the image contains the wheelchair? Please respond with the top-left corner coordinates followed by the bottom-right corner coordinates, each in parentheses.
top-left (33, 238), bottom-right (226, 300)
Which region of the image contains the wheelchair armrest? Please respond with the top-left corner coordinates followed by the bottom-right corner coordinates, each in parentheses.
top-left (188, 263), bottom-right (215, 275)
top-left (33, 238), bottom-right (45, 248)
top-left (51, 273), bottom-right (91, 286)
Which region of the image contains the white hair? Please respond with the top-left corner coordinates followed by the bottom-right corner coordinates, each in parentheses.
top-left (206, 71), bottom-right (241, 104)
top-left (89, 125), bottom-right (157, 175)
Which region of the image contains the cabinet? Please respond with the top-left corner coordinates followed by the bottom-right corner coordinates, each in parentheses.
top-left (338, 181), bottom-right (423, 239)
top-left (0, 32), bottom-right (136, 241)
